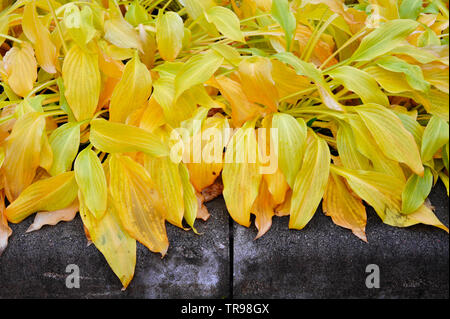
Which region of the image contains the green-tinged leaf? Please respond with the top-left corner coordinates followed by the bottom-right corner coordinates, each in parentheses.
top-left (49, 122), bottom-right (81, 176)
top-left (271, 113), bottom-right (307, 187)
top-left (104, 15), bottom-right (142, 51)
top-left (337, 122), bottom-right (371, 170)
top-left (271, 0), bottom-right (296, 51)
top-left (402, 167), bottom-right (433, 214)
top-left (350, 19), bottom-right (419, 62)
top-left (376, 56), bottom-right (430, 93)
top-left (327, 66), bottom-right (389, 106)
top-left (63, 4), bottom-right (97, 46)
top-left (5, 172), bottom-right (78, 224)
top-left (289, 134), bottom-right (330, 230)
top-left (174, 50), bottom-right (223, 99)
top-left (80, 194), bottom-right (136, 289)
top-left (109, 154), bottom-right (169, 255)
top-left (223, 121), bottom-right (262, 227)
top-left (179, 164), bottom-right (198, 233)
top-left (399, 0), bottom-right (423, 19)
top-left (75, 148), bottom-right (107, 219)
top-left (205, 6), bottom-right (245, 43)
top-left (125, 0), bottom-right (150, 26)
top-left (355, 104), bottom-right (424, 175)
top-left (421, 115), bottom-right (449, 163)
top-left (89, 119), bottom-right (169, 157)
top-left (156, 11), bottom-right (184, 61)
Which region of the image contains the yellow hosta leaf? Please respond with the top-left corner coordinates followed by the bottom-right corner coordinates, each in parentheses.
top-left (0, 191), bottom-right (12, 256)
top-left (156, 12), bottom-right (184, 61)
top-left (205, 6), bottom-right (245, 43)
top-left (109, 53), bottom-right (152, 123)
top-left (63, 4), bottom-right (97, 47)
top-left (26, 199), bottom-right (79, 233)
top-left (74, 148), bottom-right (107, 219)
top-left (271, 60), bottom-right (311, 103)
top-left (364, 65), bottom-right (412, 94)
top-left (238, 57), bottom-right (279, 112)
top-left (271, 113), bottom-right (307, 187)
top-left (144, 156), bottom-right (184, 228)
top-left (62, 44), bottom-right (101, 121)
top-left (89, 118), bottom-right (169, 157)
top-left (0, 42), bottom-right (37, 97)
top-left (139, 97), bottom-right (166, 133)
top-left (212, 75), bottom-right (263, 127)
top-left (2, 112), bottom-right (45, 201)
top-left (80, 194), bottom-right (136, 289)
top-left (175, 50), bottom-right (224, 99)
top-left (413, 89), bottom-right (449, 122)
top-left (185, 117), bottom-right (226, 191)
top-left (104, 15), bottom-right (142, 51)
top-left (421, 115), bottom-right (449, 163)
top-left (5, 171), bottom-right (78, 224)
top-left (179, 164), bottom-right (198, 232)
top-left (109, 154), bottom-right (169, 255)
top-left (355, 104), bottom-right (424, 176)
top-left (275, 52), bottom-right (344, 111)
top-left (251, 179), bottom-right (276, 239)
top-left (40, 132), bottom-right (53, 172)
top-left (337, 122), bottom-right (371, 170)
top-left (22, 1), bottom-right (57, 74)
top-left (223, 121), bottom-right (262, 227)
top-left (264, 168), bottom-right (289, 205)
top-left (178, 0), bottom-right (217, 34)
top-left (327, 66), bottom-right (389, 106)
top-left (289, 135), bottom-right (330, 230)
top-left (350, 19), bottom-right (419, 62)
top-left (323, 172), bottom-right (367, 242)
top-left (48, 122), bottom-right (81, 176)
top-left (330, 165), bottom-right (404, 221)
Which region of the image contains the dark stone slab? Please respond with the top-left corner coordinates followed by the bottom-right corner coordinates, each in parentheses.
top-left (233, 182), bottom-right (449, 299)
top-left (0, 197), bottom-right (230, 299)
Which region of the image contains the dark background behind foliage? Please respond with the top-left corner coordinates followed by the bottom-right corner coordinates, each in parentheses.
top-left (0, 182), bottom-right (448, 299)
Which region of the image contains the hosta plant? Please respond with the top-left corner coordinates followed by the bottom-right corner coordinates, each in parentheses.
top-left (0, 0), bottom-right (449, 288)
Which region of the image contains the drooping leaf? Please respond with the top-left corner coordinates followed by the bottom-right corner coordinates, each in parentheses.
top-left (74, 148), bottom-right (108, 219)
top-left (271, 113), bottom-right (307, 187)
top-left (48, 122), bottom-right (81, 176)
top-left (2, 112), bottom-right (46, 201)
top-left (355, 104), bottom-right (424, 175)
top-left (109, 154), bottom-right (169, 255)
top-left (323, 172), bottom-right (367, 242)
top-left (223, 120), bottom-right (262, 227)
top-left (421, 115), bottom-right (449, 163)
top-left (289, 134), bottom-right (330, 230)
top-left (402, 167), bottom-right (433, 214)
top-left (179, 163), bottom-right (198, 232)
top-left (5, 171), bottom-right (78, 224)
top-left (80, 193), bottom-right (136, 289)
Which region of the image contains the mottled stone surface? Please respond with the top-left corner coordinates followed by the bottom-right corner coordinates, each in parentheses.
top-left (233, 182), bottom-right (449, 299)
top-left (0, 183), bottom-right (448, 299)
top-left (0, 197), bottom-right (230, 299)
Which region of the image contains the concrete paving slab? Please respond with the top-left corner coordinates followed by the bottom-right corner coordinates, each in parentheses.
top-left (233, 182), bottom-right (449, 299)
top-left (0, 197), bottom-right (230, 299)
